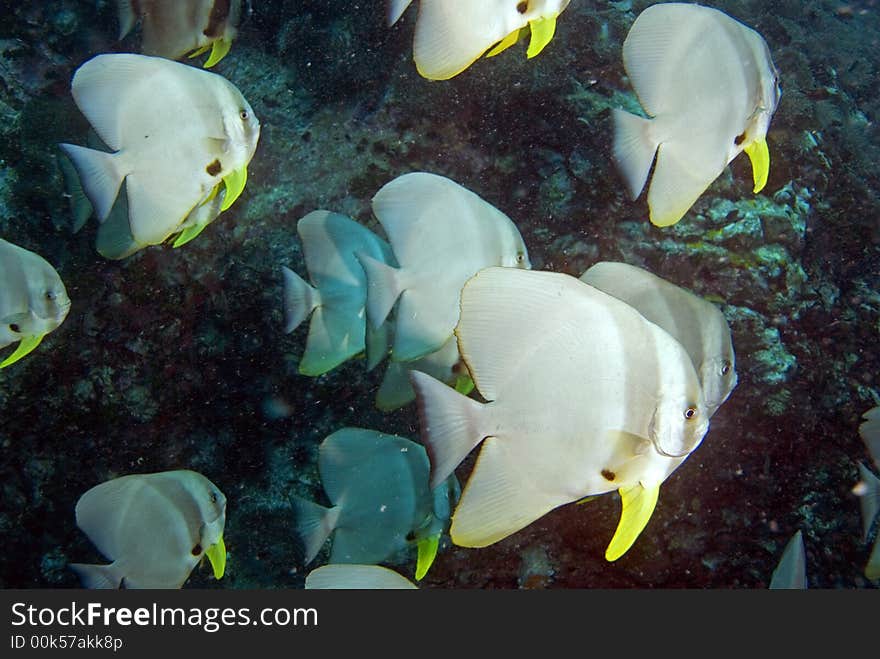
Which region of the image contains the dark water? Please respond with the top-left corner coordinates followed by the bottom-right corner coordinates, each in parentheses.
top-left (0, 0), bottom-right (878, 589)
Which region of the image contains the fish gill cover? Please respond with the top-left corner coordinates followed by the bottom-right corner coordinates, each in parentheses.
top-left (0, 0), bottom-right (878, 588)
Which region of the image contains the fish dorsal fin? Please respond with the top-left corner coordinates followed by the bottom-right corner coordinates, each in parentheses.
top-left (387, 0), bottom-right (414, 27)
top-left (75, 475), bottom-right (147, 561)
top-left (623, 5), bottom-right (723, 117)
top-left (457, 267), bottom-right (607, 401)
top-left (605, 482), bottom-right (660, 561)
top-left (306, 564), bottom-right (417, 589)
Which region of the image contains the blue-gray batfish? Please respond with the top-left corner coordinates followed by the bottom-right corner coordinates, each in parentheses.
top-left (59, 53), bottom-right (260, 259)
top-left (70, 470), bottom-right (227, 589)
top-left (0, 239), bottom-right (71, 369)
top-left (768, 530), bottom-right (806, 589)
top-left (58, 129), bottom-right (226, 257)
top-left (376, 335), bottom-right (473, 411)
top-left (388, 0), bottom-right (571, 80)
top-left (117, 0), bottom-right (242, 68)
top-left (305, 564), bottom-right (418, 589)
top-left (857, 407), bottom-right (880, 580)
top-left (612, 3), bottom-right (781, 227)
top-left (282, 211), bottom-right (394, 376)
top-left (580, 261), bottom-right (737, 417)
top-left (292, 427), bottom-right (459, 580)
top-left (410, 267), bottom-right (710, 560)
top-left (357, 172), bottom-right (530, 363)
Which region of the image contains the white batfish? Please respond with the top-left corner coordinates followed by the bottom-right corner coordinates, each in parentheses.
top-left (411, 267), bottom-right (710, 560)
top-left (358, 172), bottom-right (530, 363)
top-left (580, 261), bottom-right (737, 417)
top-left (117, 0), bottom-right (243, 68)
top-left (768, 530), bottom-right (806, 589)
top-left (0, 239), bottom-right (71, 369)
top-left (376, 335), bottom-right (473, 411)
top-left (389, 1), bottom-right (571, 80)
top-left (857, 407), bottom-right (880, 580)
top-left (59, 53), bottom-right (260, 259)
top-left (292, 427), bottom-right (459, 580)
top-left (282, 211), bottom-right (394, 376)
top-left (613, 3), bottom-right (781, 227)
top-left (305, 564), bottom-right (418, 589)
top-left (70, 470), bottom-right (227, 589)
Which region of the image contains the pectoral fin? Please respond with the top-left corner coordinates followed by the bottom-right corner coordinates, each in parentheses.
top-left (221, 166), bottom-right (248, 211)
top-left (526, 16), bottom-right (558, 59)
top-left (205, 535), bottom-right (226, 579)
top-left (486, 29), bottom-right (522, 58)
top-left (605, 483), bottom-right (659, 561)
top-left (744, 137), bottom-right (770, 193)
top-left (453, 373), bottom-right (475, 396)
top-left (0, 334), bottom-right (45, 369)
top-left (204, 39), bottom-right (233, 68)
top-left (415, 533), bottom-right (440, 581)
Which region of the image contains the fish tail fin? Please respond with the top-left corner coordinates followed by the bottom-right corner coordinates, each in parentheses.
top-left (612, 109), bottom-right (658, 201)
top-left (69, 562), bottom-right (123, 589)
top-left (356, 251), bottom-right (402, 330)
top-left (376, 361), bottom-right (414, 412)
top-left (410, 370), bottom-right (486, 489)
top-left (58, 144), bottom-right (124, 223)
top-left (116, 1), bottom-right (137, 39)
top-left (58, 152), bottom-right (94, 233)
top-left (291, 497), bottom-right (341, 565)
top-left (281, 266), bottom-right (320, 334)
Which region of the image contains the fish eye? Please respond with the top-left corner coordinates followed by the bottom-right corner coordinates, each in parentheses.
top-left (45, 291), bottom-right (55, 301)
top-left (240, 110), bottom-right (249, 121)
top-left (210, 491), bottom-right (218, 503)
top-left (721, 361), bottom-right (731, 376)
top-left (684, 407), bottom-right (698, 420)
top-left (516, 252), bottom-right (525, 263)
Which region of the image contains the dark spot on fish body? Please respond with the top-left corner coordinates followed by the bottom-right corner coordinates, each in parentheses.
top-left (517, 1), bottom-right (529, 14)
top-left (601, 469), bottom-right (615, 481)
top-left (734, 132), bottom-right (746, 146)
top-left (191, 543), bottom-right (203, 556)
top-left (206, 159), bottom-right (222, 176)
top-left (205, 0), bottom-right (231, 38)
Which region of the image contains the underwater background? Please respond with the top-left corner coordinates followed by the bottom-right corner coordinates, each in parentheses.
top-left (0, 0), bottom-right (878, 589)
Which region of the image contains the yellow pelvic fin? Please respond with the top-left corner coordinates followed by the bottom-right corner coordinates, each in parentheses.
top-left (415, 533), bottom-right (440, 581)
top-left (172, 223), bottom-right (208, 248)
top-left (204, 39), bottom-right (233, 68)
top-left (526, 16), bottom-right (558, 59)
top-left (454, 374), bottom-right (475, 396)
top-left (188, 45), bottom-right (211, 59)
top-left (205, 535), bottom-right (226, 579)
top-left (744, 137), bottom-right (770, 193)
top-left (486, 29), bottom-right (523, 58)
top-left (0, 334), bottom-right (45, 369)
top-left (221, 166), bottom-right (248, 211)
top-left (605, 483), bottom-right (659, 562)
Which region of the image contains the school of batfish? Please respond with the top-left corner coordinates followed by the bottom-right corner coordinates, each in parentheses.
top-left (12, 0), bottom-right (864, 590)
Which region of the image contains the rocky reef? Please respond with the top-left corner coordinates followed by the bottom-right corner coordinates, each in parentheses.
top-left (0, 0), bottom-right (878, 588)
